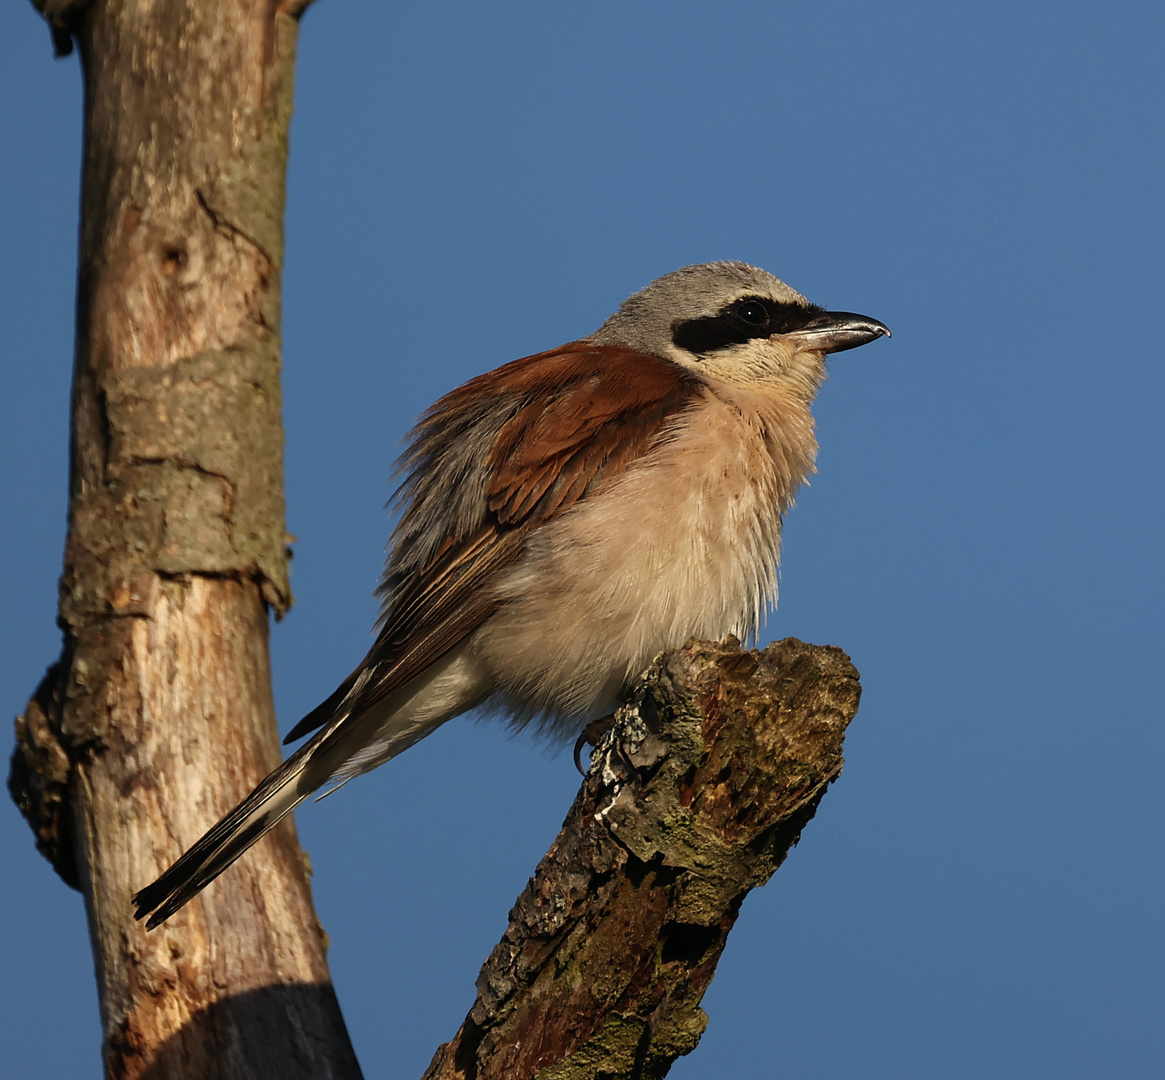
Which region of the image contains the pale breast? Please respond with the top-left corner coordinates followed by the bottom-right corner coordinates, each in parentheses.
top-left (471, 383), bottom-right (819, 735)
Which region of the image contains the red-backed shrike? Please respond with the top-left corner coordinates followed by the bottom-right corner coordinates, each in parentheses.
top-left (134, 261), bottom-right (889, 928)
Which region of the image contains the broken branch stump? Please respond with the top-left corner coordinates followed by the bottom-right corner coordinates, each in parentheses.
top-left (423, 635), bottom-right (861, 1080)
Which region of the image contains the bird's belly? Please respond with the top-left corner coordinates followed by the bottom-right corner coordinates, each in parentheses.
top-left (472, 394), bottom-right (796, 737)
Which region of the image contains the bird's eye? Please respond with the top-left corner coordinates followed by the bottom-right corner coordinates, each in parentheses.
top-left (733, 299), bottom-right (769, 326)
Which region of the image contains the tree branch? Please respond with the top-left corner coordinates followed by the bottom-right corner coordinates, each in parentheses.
top-left (424, 636), bottom-right (861, 1080)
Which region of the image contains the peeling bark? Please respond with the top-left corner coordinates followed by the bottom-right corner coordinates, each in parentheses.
top-left (424, 637), bottom-right (861, 1080)
top-left (11, 2), bottom-right (360, 1077)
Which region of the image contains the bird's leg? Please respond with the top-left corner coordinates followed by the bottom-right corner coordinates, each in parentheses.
top-left (572, 714), bottom-right (617, 775)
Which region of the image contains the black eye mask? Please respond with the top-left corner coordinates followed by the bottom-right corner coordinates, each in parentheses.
top-left (671, 296), bottom-right (823, 355)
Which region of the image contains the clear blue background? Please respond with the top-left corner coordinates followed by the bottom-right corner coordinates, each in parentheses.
top-left (3, 2), bottom-right (1162, 1076)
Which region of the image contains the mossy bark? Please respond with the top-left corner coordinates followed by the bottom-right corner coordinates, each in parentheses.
top-left (9, 2), bottom-right (361, 1077)
top-left (423, 637), bottom-right (861, 1080)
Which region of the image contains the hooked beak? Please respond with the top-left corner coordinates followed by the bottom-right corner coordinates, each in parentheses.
top-left (786, 310), bottom-right (891, 354)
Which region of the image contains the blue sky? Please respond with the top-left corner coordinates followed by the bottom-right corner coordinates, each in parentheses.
top-left (2, 2), bottom-right (1163, 1076)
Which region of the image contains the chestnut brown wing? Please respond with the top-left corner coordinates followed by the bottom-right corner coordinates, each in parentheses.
top-left (284, 343), bottom-right (698, 744)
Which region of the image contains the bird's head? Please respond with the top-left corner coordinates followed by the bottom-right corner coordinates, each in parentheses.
top-left (590, 261), bottom-right (889, 397)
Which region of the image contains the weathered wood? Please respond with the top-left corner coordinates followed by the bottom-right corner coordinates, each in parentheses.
top-left (423, 637), bottom-right (861, 1080)
top-left (10, 2), bottom-right (361, 1077)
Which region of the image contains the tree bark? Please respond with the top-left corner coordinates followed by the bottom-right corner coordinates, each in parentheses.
top-left (9, 2), bottom-right (361, 1078)
top-left (423, 637), bottom-right (861, 1080)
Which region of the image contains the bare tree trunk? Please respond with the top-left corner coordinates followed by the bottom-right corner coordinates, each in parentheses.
top-left (423, 638), bottom-right (861, 1080)
top-left (10, 2), bottom-right (361, 1078)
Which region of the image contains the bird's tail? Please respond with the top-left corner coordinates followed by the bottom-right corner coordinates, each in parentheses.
top-left (132, 734), bottom-right (334, 930)
top-left (133, 643), bottom-right (492, 929)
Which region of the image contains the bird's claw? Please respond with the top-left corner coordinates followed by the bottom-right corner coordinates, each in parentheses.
top-left (572, 715), bottom-right (616, 775)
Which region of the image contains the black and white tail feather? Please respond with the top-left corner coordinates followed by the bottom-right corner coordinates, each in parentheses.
top-left (132, 704), bottom-right (357, 930)
top-left (130, 643), bottom-right (485, 929)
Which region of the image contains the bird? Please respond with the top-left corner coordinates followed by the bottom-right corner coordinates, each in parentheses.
top-left (132, 260), bottom-right (889, 929)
